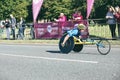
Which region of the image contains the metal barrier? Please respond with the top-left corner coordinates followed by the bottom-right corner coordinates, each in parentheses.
top-left (88, 19), bottom-right (119, 40)
top-left (0, 19), bottom-right (120, 41)
top-left (0, 24), bottom-right (34, 40)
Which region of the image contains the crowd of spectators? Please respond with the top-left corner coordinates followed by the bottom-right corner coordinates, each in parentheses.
top-left (0, 14), bottom-right (25, 40)
top-left (106, 6), bottom-right (120, 39)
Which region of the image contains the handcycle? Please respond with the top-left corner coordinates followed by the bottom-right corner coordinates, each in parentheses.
top-left (59, 32), bottom-right (111, 55)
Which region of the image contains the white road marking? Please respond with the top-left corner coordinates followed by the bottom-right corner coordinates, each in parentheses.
top-left (0, 53), bottom-right (98, 64)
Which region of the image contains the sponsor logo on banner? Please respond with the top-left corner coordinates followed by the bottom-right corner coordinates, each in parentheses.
top-left (50, 27), bottom-right (58, 35)
top-left (47, 25), bottom-right (52, 33)
top-left (37, 28), bottom-right (45, 35)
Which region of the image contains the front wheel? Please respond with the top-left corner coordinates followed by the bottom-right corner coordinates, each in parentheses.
top-left (59, 34), bottom-right (74, 54)
top-left (97, 40), bottom-right (111, 55)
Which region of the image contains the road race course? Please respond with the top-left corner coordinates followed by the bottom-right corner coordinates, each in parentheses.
top-left (0, 44), bottom-right (120, 80)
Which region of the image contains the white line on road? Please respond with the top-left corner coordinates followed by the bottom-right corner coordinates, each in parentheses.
top-left (0, 53), bottom-right (98, 64)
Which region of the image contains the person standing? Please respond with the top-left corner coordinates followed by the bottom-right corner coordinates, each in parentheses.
top-left (72, 11), bottom-right (79, 20)
top-left (106, 6), bottom-right (116, 39)
top-left (5, 18), bottom-right (11, 40)
top-left (113, 6), bottom-right (120, 39)
top-left (54, 13), bottom-right (67, 27)
top-left (74, 11), bottom-right (83, 20)
top-left (18, 17), bottom-right (25, 39)
top-left (73, 11), bottom-right (83, 24)
top-left (10, 14), bottom-right (16, 40)
top-left (54, 13), bottom-right (67, 36)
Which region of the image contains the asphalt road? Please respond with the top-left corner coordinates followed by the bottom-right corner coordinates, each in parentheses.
top-left (0, 44), bottom-right (120, 80)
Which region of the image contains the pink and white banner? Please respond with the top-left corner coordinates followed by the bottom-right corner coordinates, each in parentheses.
top-left (34, 21), bottom-right (89, 39)
top-left (87, 0), bottom-right (94, 18)
top-left (32, 0), bottom-right (43, 23)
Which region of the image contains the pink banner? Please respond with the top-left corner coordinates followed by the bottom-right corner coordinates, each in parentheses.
top-left (32, 0), bottom-right (43, 23)
top-left (34, 21), bottom-right (89, 39)
top-left (87, 0), bottom-right (94, 18)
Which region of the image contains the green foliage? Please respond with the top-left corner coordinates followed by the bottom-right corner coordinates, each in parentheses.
top-left (0, 0), bottom-right (29, 21)
top-left (0, 0), bottom-right (120, 22)
top-left (39, 0), bottom-right (72, 21)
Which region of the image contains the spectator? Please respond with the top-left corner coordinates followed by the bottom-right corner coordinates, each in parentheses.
top-left (54, 13), bottom-right (67, 27)
top-left (113, 6), bottom-right (120, 39)
top-left (10, 14), bottom-right (16, 40)
top-left (0, 20), bottom-right (5, 28)
top-left (18, 17), bottom-right (25, 39)
top-left (5, 18), bottom-right (11, 40)
top-left (72, 11), bottom-right (79, 20)
top-left (54, 13), bottom-right (67, 36)
top-left (73, 11), bottom-right (83, 24)
top-left (0, 20), bottom-right (5, 34)
top-left (75, 11), bottom-right (83, 20)
top-left (106, 6), bottom-right (116, 39)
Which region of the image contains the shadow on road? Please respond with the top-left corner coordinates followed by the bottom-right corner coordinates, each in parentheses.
top-left (46, 50), bottom-right (61, 54)
top-left (46, 50), bottom-right (100, 55)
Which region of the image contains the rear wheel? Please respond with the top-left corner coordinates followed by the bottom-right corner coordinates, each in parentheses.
top-left (59, 34), bottom-right (74, 54)
top-left (73, 44), bottom-right (83, 52)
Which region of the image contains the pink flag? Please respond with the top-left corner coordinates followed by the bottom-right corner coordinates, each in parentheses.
top-left (87, 0), bottom-right (94, 18)
top-left (32, 0), bottom-right (43, 23)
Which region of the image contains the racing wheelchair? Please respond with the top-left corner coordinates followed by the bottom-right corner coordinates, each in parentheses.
top-left (59, 29), bottom-right (111, 55)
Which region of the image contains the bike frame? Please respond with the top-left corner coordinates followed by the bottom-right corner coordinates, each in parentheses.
top-left (73, 36), bottom-right (97, 45)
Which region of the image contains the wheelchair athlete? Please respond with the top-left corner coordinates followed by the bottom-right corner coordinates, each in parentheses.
top-left (61, 24), bottom-right (85, 47)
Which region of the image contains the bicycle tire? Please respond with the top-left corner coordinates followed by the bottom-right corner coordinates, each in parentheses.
top-left (97, 40), bottom-right (111, 55)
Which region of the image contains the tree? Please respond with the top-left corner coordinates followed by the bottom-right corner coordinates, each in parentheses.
top-left (0, 0), bottom-right (120, 22)
top-left (0, 0), bottom-right (29, 21)
top-left (39, 0), bottom-right (72, 21)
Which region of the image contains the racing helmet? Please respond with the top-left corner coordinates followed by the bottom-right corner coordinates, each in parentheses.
top-left (77, 24), bottom-right (85, 30)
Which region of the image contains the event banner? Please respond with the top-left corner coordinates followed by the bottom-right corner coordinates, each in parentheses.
top-left (32, 0), bottom-right (43, 23)
top-left (34, 23), bottom-right (59, 38)
top-left (34, 22), bottom-right (72, 39)
top-left (34, 21), bottom-right (89, 39)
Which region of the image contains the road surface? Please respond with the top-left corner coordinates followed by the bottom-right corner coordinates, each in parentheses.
top-left (0, 44), bottom-right (120, 80)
